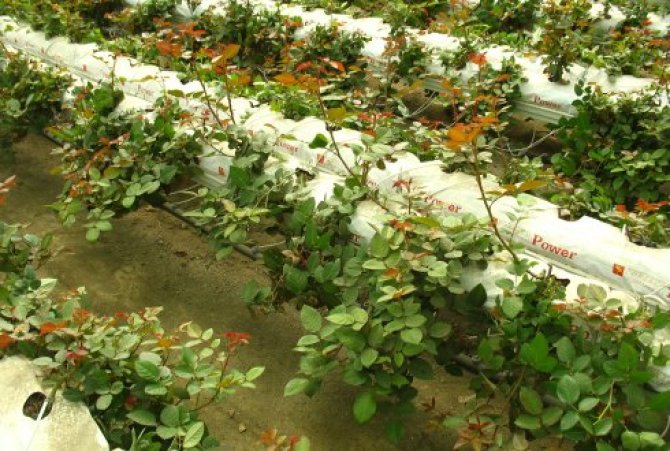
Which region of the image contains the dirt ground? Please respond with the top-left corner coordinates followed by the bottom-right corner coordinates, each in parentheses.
top-left (0, 134), bottom-right (473, 450)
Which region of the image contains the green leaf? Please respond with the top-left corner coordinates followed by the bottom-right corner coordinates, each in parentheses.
top-left (160, 405), bottom-right (180, 427)
top-left (309, 133), bottom-right (329, 149)
top-left (127, 409), bottom-right (157, 426)
top-left (301, 306), bottom-right (322, 333)
top-left (362, 259), bottom-right (386, 270)
top-left (578, 397), bottom-right (600, 412)
top-left (519, 387), bottom-right (543, 415)
top-left (385, 419), bottom-right (404, 444)
top-left (593, 417), bottom-right (613, 436)
top-left (621, 431), bottom-right (640, 450)
top-left (326, 313), bottom-right (355, 325)
top-left (520, 333), bottom-right (556, 373)
top-left (556, 375), bottom-right (580, 405)
top-left (361, 348), bottom-right (378, 368)
top-left (541, 406), bottom-right (563, 426)
top-left (135, 360), bottom-right (160, 382)
top-left (86, 227), bottom-right (100, 242)
top-left (96, 394), bottom-right (112, 411)
top-left (514, 414), bottom-right (541, 430)
top-left (297, 335), bottom-right (320, 346)
top-left (286, 267), bottom-right (309, 294)
top-left (596, 442), bottom-right (616, 451)
top-left (555, 337), bottom-right (576, 364)
top-left (560, 411), bottom-right (579, 431)
top-left (103, 166), bottom-right (121, 179)
top-left (501, 296), bottom-right (523, 319)
top-left (353, 392), bottom-right (377, 424)
top-left (183, 421), bottom-right (205, 448)
top-left (369, 233), bottom-right (389, 258)
top-left (145, 384), bottom-right (167, 396)
top-left (649, 390), bottom-right (670, 411)
top-left (409, 358), bottom-right (434, 380)
top-left (228, 166), bottom-right (250, 188)
top-left (617, 342), bottom-right (639, 373)
top-left (156, 425), bottom-right (178, 440)
top-left (400, 328), bottom-right (423, 345)
top-left (284, 378), bottom-right (311, 397)
top-left (639, 432), bottom-right (665, 448)
top-left (443, 416), bottom-right (467, 429)
top-left (516, 279), bottom-right (537, 294)
top-left (429, 321), bottom-right (452, 338)
top-left (246, 367), bottom-right (265, 381)
top-left (294, 437), bottom-right (311, 451)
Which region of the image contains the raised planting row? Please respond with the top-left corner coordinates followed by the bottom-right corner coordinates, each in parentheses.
top-left (2, 10), bottom-right (670, 451)
top-left (115, 0), bottom-right (670, 123)
top-left (2, 13), bottom-right (669, 303)
top-left (281, 0), bottom-right (670, 77)
top-left (1, 1), bottom-right (669, 241)
top-left (2, 0), bottom-right (669, 125)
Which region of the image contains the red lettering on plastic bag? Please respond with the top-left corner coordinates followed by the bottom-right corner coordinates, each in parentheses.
top-left (531, 234), bottom-right (578, 260)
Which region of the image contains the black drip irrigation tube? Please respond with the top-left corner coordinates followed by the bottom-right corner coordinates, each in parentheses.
top-left (156, 200), bottom-right (262, 260)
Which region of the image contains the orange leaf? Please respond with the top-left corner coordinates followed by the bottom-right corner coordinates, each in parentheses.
top-left (383, 268), bottom-right (400, 278)
top-left (295, 62), bottom-right (312, 72)
top-left (474, 115), bottom-right (498, 126)
top-left (327, 59), bottom-right (345, 72)
top-left (517, 179), bottom-right (546, 192)
top-left (274, 73), bottom-right (297, 86)
top-left (447, 124), bottom-right (481, 145)
top-left (39, 321), bottom-right (68, 336)
top-left (220, 43), bottom-right (240, 60)
top-left (0, 334), bottom-right (14, 349)
top-left (468, 52), bottom-right (487, 66)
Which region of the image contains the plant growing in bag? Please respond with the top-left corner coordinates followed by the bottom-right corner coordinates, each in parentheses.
top-left (552, 83), bottom-right (670, 208)
top-left (183, 125), bottom-right (294, 260)
top-left (0, 48), bottom-right (69, 157)
top-left (443, 275), bottom-right (670, 450)
top-left (279, 180), bottom-right (497, 443)
top-left (198, 0), bottom-right (301, 68)
top-left (604, 201), bottom-right (670, 247)
top-left (474, 0), bottom-right (541, 33)
top-left (50, 83), bottom-right (202, 241)
top-left (0, 0), bottom-right (107, 42)
top-left (537, 0), bottom-right (593, 83)
top-left (0, 176), bottom-right (264, 451)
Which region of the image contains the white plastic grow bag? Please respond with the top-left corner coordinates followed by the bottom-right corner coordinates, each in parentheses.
top-left (0, 356), bottom-right (109, 451)
top-left (3, 16), bottom-right (670, 310)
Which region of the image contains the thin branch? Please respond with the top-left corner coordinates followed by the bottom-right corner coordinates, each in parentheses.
top-left (194, 67), bottom-right (227, 128)
top-left (503, 127), bottom-right (563, 157)
top-left (471, 141), bottom-right (521, 264)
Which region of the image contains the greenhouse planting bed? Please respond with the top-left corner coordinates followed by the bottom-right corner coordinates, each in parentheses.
top-left (1, 0), bottom-right (670, 450)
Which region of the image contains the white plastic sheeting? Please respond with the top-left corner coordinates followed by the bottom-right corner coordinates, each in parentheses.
top-left (1, 16), bottom-right (669, 308)
top-left (141, 0), bottom-right (670, 123)
top-left (0, 356), bottom-right (109, 451)
top-left (2, 13), bottom-right (670, 389)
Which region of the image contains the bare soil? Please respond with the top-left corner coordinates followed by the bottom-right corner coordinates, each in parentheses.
top-left (0, 134), bottom-right (472, 451)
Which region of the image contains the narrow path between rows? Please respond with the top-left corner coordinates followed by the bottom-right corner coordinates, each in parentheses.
top-left (0, 134), bottom-right (467, 451)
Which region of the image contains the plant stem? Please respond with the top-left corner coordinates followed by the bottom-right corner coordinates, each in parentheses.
top-left (194, 66), bottom-right (227, 128)
top-left (470, 141), bottom-right (520, 264)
